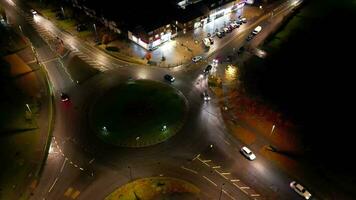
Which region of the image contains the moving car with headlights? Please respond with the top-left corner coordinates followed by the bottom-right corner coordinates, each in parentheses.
top-left (60, 93), bottom-right (69, 102)
top-left (30, 9), bottom-right (37, 15)
top-left (203, 65), bottom-right (212, 74)
top-left (240, 146), bottom-right (256, 160)
top-left (164, 74), bottom-right (175, 82)
top-left (290, 181), bottom-right (312, 199)
top-left (202, 91), bottom-right (211, 101)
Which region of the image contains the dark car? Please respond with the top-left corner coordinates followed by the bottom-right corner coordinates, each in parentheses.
top-left (246, 35), bottom-right (254, 41)
top-left (237, 46), bottom-right (245, 54)
top-left (203, 65), bottom-right (212, 74)
top-left (164, 74), bottom-right (175, 82)
top-left (60, 93), bottom-right (69, 102)
top-left (76, 24), bottom-right (87, 32)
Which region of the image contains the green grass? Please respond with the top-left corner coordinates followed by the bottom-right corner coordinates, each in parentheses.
top-left (66, 55), bottom-right (99, 83)
top-left (91, 80), bottom-right (187, 147)
top-left (105, 177), bottom-right (200, 200)
top-left (0, 72), bottom-right (40, 199)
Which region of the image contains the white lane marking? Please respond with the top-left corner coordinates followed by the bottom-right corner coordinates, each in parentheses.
top-left (202, 176), bottom-right (217, 187)
top-left (212, 166), bottom-right (221, 169)
top-left (192, 154), bottom-right (200, 160)
top-left (181, 166), bottom-right (198, 174)
top-left (240, 186), bottom-right (250, 189)
top-left (231, 179), bottom-right (240, 182)
top-left (221, 172), bottom-right (231, 175)
top-left (224, 140), bottom-right (231, 145)
top-left (48, 177), bottom-right (58, 193)
top-left (88, 158), bottom-right (95, 164)
top-left (60, 159), bottom-right (67, 172)
top-left (223, 189), bottom-right (236, 200)
top-left (251, 194), bottom-right (260, 197)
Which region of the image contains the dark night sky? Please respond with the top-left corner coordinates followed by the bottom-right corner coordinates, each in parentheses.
top-left (240, 0), bottom-right (356, 195)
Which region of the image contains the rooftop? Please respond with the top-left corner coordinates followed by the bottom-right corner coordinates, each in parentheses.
top-left (81, 0), bottom-right (236, 33)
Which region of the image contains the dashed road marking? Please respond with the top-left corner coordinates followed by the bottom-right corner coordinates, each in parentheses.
top-left (48, 177), bottom-right (58, 193)
top-left (223, 189), bottom-right (236, 200)
top-left (202, 176), bottom-right (217, 187)
top-left (181, 166), bottom-right (198, 174)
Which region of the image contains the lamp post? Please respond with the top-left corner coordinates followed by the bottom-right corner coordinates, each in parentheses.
top-left (270, 124), bottom-right (276, 136)
top-left (93, 23), bottom-right (98, 42)
top-left (61, 6), bottom-right (65, 17)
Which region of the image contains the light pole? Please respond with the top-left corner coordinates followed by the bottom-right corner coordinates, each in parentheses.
top-left (270, 124), bottom-right (276, 136)
top-left (61, 6), bottom-right (65, 17)
top-left (26, 104), bottom-right (32, 114)
top-left (93, 23), bottom-right (98, 42)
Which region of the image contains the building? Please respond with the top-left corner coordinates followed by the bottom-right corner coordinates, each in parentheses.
top-left (70, 0), bottom-right (246, 50)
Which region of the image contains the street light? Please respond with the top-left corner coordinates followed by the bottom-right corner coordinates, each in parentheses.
top-left (26, 104), bottom-right (32, 114)
top-left (270, 124), bottom-right (276, 136)
top-left (93, 23), bottom-right (98, 42)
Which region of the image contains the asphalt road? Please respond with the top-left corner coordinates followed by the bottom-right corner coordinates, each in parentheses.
top-left (0, 0), bottom-right (338, 199)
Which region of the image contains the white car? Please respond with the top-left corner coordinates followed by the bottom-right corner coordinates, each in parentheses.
top-left (30, 9), bottom-right (37, 15)
top-left (240, 17), bottom-right (247, 23)
top-left (240, 146), bottom-right (256, 160)
top-left (192, 56), bottom-right (203, 63)
top-left (290, 181), bottom-right (312, 199)
top-left (252, 26), bottom-right (262, 35)
top-left (202, 38), bottom-right (211, 47)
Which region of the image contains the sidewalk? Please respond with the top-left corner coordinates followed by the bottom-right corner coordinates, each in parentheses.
top-left (104, 5), bottom-right (262, 67)
top-left (31, 1), bottom-right (263, 68)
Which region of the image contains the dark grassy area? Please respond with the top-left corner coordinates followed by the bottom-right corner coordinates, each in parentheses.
top-left (0, 60), bottom-right (39, 199)
top-left (91, 80), bottom-right (187, 147)
top-left (240, 0), bottom-right (356, 196)
top-left (66, 55), bottom-right (99, 83)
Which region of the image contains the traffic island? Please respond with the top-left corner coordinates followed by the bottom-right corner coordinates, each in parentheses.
top-left (105, 177), bottom-right (200, 200)
top-left (90, 80), bottom-right (188, 147)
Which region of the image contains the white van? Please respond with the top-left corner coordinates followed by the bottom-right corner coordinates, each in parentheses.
top-left (252, 26), bottom-right (262, 35)
top-left (203, 38), bottom-right (211, 47)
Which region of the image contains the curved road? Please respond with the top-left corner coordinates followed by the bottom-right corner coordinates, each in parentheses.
top-left (0, 0), bottom-right (334, 200)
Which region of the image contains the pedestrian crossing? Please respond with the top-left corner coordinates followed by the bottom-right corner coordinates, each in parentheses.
top-left (23, 14), bottom-right (109, 72)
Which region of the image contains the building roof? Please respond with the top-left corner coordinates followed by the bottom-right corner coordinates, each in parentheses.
top-left (81, 0), bottom-right (236, 33)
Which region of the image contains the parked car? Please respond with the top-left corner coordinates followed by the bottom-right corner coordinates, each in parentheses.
top-left (246, 34), bottom-right (254, 41)
top-left (192, 55), bottom-right (203, 63)
top-left (290, 181), bottom-right (312, 199)
top-left (240, 146), bottom-right (256, 160)
top-left (231, 21), bottom-right (240, 28)
top-left (202, 91), bottom-right (211, 101)
top-left (208, 37), bottom-right (214, 45)
top-left (60, 93), bottom-right (69, 102)
top-left (203, 38), bottom-right (211, 47)
top-left (240, 17), bottom-right (247, 23)
top-left (30, 9), bottom-right (37, 15)
top-left (237, 46), bottom-right (245, 54)
top-left (216, 31), bottom-right (224, 38)
top-left (164, 74), bottom-right (175, 82)
top-left (223, 27), bottom-right (229, 33)
top-left (252, 26), bottom-right (262, 35)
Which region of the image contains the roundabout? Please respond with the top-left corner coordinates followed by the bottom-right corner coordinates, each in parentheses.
top-left (90, 79), bottom-right (188, 147)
